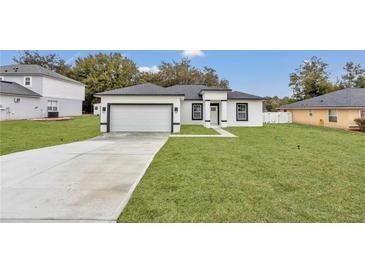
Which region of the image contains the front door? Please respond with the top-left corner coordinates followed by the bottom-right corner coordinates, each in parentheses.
top-left (210, 104), bottom-right (219, 125)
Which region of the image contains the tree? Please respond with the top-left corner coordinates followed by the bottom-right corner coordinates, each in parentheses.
top-left (138, 58), bottom-right (229, 88)
top-left (264, 96), bottom-right (296, 112)
top-left (354, 118), bottom-right (365, 132)
top-left (69, 53), bottom-right (139, 112)
top-left (289, 56), bottom-right (334, 100)
top-left (13, 51), bottom-right (71, 75)
top-left (338, 62), bottom-right (365, 88)
top-left (201, 67), bottom-right (229, 87)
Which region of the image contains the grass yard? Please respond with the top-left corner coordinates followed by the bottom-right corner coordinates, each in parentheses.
top-left (0, 115), bottom-right (100, 155)
top-left (119, 124), bottom-right (365, 222)
top-left (175, 125), bottom-right (219, 135)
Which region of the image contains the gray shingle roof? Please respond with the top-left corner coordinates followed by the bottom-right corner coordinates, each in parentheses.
top-left (165, 85), bottom-right (206, 99)
top-left (95, 83), bottom-right (184, 96)
top-left (280, 88), bottom-right (365, 109)
top-left (0, 64), bottom-right (84, 85)
top-left (228, 91), bottom-right (264, 100)
top-left (96, 83), bottom-right (263, 100)
top-left (0, 80), bottom-right (42, 97)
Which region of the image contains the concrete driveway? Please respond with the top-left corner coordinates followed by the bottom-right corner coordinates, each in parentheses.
top-left (0, 133), bottom-right (169, 222)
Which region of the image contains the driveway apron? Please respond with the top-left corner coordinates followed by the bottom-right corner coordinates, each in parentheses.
top-left (0, 133), bottom-right (169, 222)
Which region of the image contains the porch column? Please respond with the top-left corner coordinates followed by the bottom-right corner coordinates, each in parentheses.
top-left (204, 100), bottom-right (211, 128)
top-left (100, 102), bottom-right (108, 132)
top-left (221, 100), bottom-right (227, 128)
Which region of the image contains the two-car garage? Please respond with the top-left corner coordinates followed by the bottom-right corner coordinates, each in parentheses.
top-left (108, 104), bottom-right (173, 132)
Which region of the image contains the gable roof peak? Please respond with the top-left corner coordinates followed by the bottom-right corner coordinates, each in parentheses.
top-left (0, 64), bottom-right (84, 86)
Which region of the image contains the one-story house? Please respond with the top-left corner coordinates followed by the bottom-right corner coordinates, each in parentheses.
top-left (95, 83), bottom-right (264, 133)
top-left (0, 64), bottom-right (85, 120)
top-left (279, 88), bottom-right (365, 129)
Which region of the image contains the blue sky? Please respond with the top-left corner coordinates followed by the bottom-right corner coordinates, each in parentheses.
top-left (1, 50), bottom-right (364, 97)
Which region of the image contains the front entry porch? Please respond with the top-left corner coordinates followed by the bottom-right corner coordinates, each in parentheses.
top-left (203, 100), bottom-right (227, 128)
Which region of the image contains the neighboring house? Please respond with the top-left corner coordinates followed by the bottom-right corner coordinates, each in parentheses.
top-left (93, 103), bottom-right (101, 116)
top-left (279, 88), bottom-right (365, 129)
top-left (95, 83), bottom-right (264, 133)
top-left (0, 64), bottom-right (85, 120)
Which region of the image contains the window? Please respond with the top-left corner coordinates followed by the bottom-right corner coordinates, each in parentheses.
top-left (192, 103), bottom-right (203, 120)
top-left (47, 100), bottom-right (58, 112)
top-left (361, 109), bottom-right (365, 118)
top-left (95, 106), bottom-right (98, 110)
top-left (328, 109), bottom-right (337, 122)
top-left (24, 76), bottom-right (32, 87)
top-left (236, 103), bottom-right (248, 121)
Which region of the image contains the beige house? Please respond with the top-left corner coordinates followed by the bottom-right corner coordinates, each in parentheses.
top-left (279, 88), bottom-right (365, 129)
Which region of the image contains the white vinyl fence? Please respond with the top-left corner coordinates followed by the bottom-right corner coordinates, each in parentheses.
top-left (263, 112), bottom-right (292, 124)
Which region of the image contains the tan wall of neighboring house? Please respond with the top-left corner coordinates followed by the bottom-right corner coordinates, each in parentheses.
top-left (286, 109), bottom-right (363, 129)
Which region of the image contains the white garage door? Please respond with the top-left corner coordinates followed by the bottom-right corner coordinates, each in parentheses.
top-left (109, 104), bottom-right (172, 132)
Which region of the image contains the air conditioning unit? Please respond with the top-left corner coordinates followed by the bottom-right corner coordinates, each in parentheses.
top-left (14, 98), bottom-right (21, 103)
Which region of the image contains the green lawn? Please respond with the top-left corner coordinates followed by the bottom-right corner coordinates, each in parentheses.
top-left (119, 124), bottom-right (365, 222)
top-left (0, 116), bottom-right (100, 155)
top-left (175, 125), bottom-right (219, 135)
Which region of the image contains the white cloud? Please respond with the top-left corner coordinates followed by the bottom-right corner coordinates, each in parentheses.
top-left (182, 50), bottom-right (205, 59)
top-left (138, 65), bottom-right (160, 73)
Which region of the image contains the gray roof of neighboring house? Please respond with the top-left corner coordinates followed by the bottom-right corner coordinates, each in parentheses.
top-left (280, 88), bottom-right (365, 109)
top-left (0, 64), bottom-right (84, 85)
top-left (95, 83), bottom-right (264, 100)
top-left (0, 80), bottom-right (42, 97)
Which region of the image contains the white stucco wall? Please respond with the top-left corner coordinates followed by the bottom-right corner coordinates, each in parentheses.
top-left (0, 74), bottom-right (84, 119)
top-left (51, 97), bottom-right (83, 116)
top-left (98, 96), bottom-right (183, 133)
top-left (201, 90), bottom-right (227, 101)
top-left (0, 75), bottom-right (85, 100)
top-left (42, 77), bottom-right (85, 100)
top-left (0, 95), bottom-right (83, 120)
top-left (93, 103), bottom-right (101, 116)
top-left (0, 75), bottom-right (43, 95)
top-left (0, 95), bottom-right (44, 120)
top-left (227, 100), bottom-right (263, 127)
top-left (181, 100), bottom-right (205, 125)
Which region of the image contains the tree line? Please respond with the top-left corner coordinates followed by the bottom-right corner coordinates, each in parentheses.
top-left (265, 56), bottom-right (365, 111)
top-left (13, 52), bottom-right (365, 112)
top-left (13, 51), bottom-right (228, 112)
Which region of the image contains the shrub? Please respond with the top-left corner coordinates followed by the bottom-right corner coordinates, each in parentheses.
top-left (354, 118), bottom-right (365, 132)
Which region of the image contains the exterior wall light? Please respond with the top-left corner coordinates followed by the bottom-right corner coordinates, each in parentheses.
top-left (174, 107), bottom-right (178, 112)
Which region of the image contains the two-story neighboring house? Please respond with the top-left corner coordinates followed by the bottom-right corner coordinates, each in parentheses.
top-left (0, 64), bottom-right (85, 120)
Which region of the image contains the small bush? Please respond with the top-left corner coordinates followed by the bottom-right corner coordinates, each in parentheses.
top-left (354, 118), bottom-right (365, 132)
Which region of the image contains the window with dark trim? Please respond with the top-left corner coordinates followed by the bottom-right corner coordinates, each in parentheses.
top-left (47, 100), bottom-right (58, 112)
top-left (192, 103), bottom-right (203, 120)
top-left (361, 109), bottom-right (365, 118)
top-left (24, 76), bottom-right (32, 87)
top-left (328, 109), bottom-right (337, 122)
top-left (236, 103), bottom-right (248, 121)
